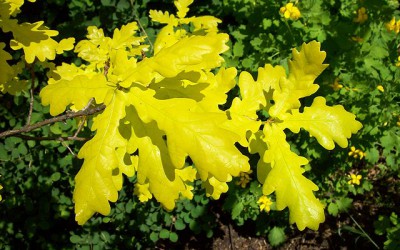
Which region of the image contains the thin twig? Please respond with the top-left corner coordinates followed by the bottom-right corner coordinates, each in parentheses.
top-left (61, 141), bottom-right (76, 157)
top-left (14, 134), bottom-right (90, 141)
top-left (71, 98), bottom-right (94, 138)
top-left (73, 117), bottom-right (87, 138)
top-left (130, 0), bottom-right (154, 53)
top-left (0, 104), bottom-right (105, 139)
top-left (26, 62), bottom-right (36, 126)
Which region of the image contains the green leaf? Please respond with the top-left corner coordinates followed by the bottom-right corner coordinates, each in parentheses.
top-left (51, 172), bottom-right (61, 182)
top-left (149, 232), bottom-right (159, 242)
top-left (327, 202), bottom-right (339, 217)
top-left (336, 197), bottom-right (353, 212)
top-left (159, 229), bottom-right (170, 239)
top-left (231, 202), bottom-right (244, 219)
top-left (169, 232), bottom-right (178, 242)
top-left (233, 41), bottom-right (244, 57)
top-left (268, 227), bottom-right (286, 247)
top-left (70, 235), bottom-right (82, 243)
top-left (174, 219), bottom-right (186, 230)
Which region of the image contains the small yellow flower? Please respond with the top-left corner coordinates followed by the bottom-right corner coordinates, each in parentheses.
top-left (348, 146), bottom-right (366, 159)
top-left (0, 175), bottom-right (2, 201)
top-left (354, 7), bottom-right (368, 24)
top-left (396, 56), bottom-right (400, 67)
top-left (377, 85), bottom-right (384, 92)
top-left (397, 116), bottom-right (400, 127)
top-left (386, 17), bottom-right (400, 34)
top-left (348, 173), bottom-right (362, 185)
top-left (280, 3), bottom-right (301, 20)
top-left (236, 170), bottom-right (253, 188)
top-left (330, 78), bottom-right (343, 91)
top-left (258, 195), bottom-right (273, 212)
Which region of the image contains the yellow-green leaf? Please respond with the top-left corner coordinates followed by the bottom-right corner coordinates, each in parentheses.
top-left (269, 41), bottom-right (328, 118)
top-left (0, 42), bottom-right (14, 93)
top-left (40, 74), bottom-right (111, 115)
top-left (121, 105), bottom-right (195, 209)
top-left (120, 33), bottom-right (229, 88)
top-left (174, 0), bottom-right (193, 19)
top-left (282, 96), bottom-right (363, 150)
top-left (129, 87), bottom-right (250, 183)
top-left (74, 91), bottom-right (133, 225)
top-left (254, 123), bottom-right (325, 230)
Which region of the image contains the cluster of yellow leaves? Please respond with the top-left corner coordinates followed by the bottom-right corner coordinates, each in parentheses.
top-left (40, 0), bottom-right (249, 225)
top-left (0, 0), bottom-right (74, 94)
top-left (37, 0), bottom-right (362, 231)
top-left (386, 17), bottom-right (400, 34)
top-left (226, 41), bottom-right (362, 230)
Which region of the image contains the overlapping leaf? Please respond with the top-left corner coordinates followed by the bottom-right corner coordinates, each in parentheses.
top-left (233, 41), bottom-right (362, 230)
top-left (283, 96), bottom-right (363, 150)
top-left (250, 124), bottom-right (325, 230)
top-left (40, 74), bottom-right (111, 116)
top-left (269, 41), bottom-right (328, 119)
top-left (120, 105), bottom-right (196, 210)
top-left (128, 87), bottom-right (250, 182)
top-left (74, 91), bottom-right (134, 225)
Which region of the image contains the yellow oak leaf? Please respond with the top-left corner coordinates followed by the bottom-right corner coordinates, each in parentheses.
top-left (174, 0), bottom-right (194, 19)
top-left (269, 41), bottom-right (328, 118)
top-left (2, 0), bottom-right (36, 16)
top-left (282, 96), bottom-right (363, 150)
top-left (255, 124), bottom-right (325, 230)
top-left (183, 16), bottom-right (222, 33)
top-left (128, 87), bottom-right (250, 183)
top-left (0, 60), bottom-right (29, 94)
top-left (150, 34), bottom-right (229, 78)
top-left (120, 105), bottom-right (196, 210)
top-left (111, 22), bottom-right (144, 49)
top-left (203, 175), bottom-right (230, 199)
top-left (149, 10), bottom-right (178, 25)
top-left (74, 91), bottom-right (134, 225)
top-left (120, 33), bottom-right (229, 88)
top-left (40, 74), bottom-right (111, 115)
top-left (10, 35), bottom-right (74, 63)
top-left (0, 42), bottom-right (14, 93)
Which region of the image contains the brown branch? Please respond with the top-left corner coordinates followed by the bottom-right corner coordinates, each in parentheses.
top-left (0, 104), bottom-right (105, 139)
top-left (14, 134), bottom-right (90, 141)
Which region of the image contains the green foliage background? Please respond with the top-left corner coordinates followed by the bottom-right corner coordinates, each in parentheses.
top-left (0, 0), bottom-right (399, 248)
